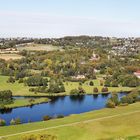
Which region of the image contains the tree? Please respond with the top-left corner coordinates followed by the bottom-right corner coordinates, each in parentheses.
top-left (43, 115), bottom-right (51, 121)
top-left (111, 80), bottom-right (118, 87)
top-left (70, 89), bottom-right (79, 95)
top-left (7, 76), bottom-right (15, 83)
top-left (48, 79), bottom-right (65, 93)
top-left (25, 76), bottom-right (48, 87)
top-left (0, 90), bottom-right (12, 102)
top-left (0, 119), bottom-right (6, 126)
top-left (106, 99), bottom-right (115, 108)
top-left (93, 87), bottom-right (98, 93)
top-left (89, 81), bottom-right (94, 86)
top-left (101, 87), bottom-right (108, 93)
top-left (110, 93), bottom-right (119, 106)
top-left (10, 119), bottom-right (16, 125)
top-left (104, 78), bottom-right (111, 87)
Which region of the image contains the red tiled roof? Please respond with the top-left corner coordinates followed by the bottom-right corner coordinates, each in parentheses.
top-left (135, 71), bottom-right (140, 74)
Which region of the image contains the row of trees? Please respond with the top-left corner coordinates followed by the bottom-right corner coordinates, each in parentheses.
top-left (106, 90), bottom-right (140, 108)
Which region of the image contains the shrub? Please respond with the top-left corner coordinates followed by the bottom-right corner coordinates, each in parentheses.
top-left (10, 118), bottom-right (21, 125)
top-left (0, 90), bottom-right (13, 102)
top-left (101, 87), bottom-right (108, 93)
top-left (110, 93), bottom-right (119, 106)
top-left (106, 99), bottom-right (115, 108)
top-left (0, 119), bottom-right (6, 126)
top-left (28, 98), bottom-right (35, 104)
top-left (15, 118), bottom-right (21, 125)
top-left (70, 89), bottom-right (79, 95)
top-left (93, 87), bottom-right (98, 93)
top-left (43, 115), bottom-right (51, 121)
top-left (48, 79), bottom-right (65, 93)
top-left (89, 81), bottom-right (94, 86)
top-left (0, 104), bottom-right (5, 109)
top-left (70, 87), bottom-right (85, 95)
top-left (18, 78), bottom-right (24, 83)
top-left (7, 76), bottom-right (15, 83)
top-left (78, 87), bottom-right (85, 94)
top-left (10, 119), bottom-right (16, 125)
top-left (22, 134), bottom-right (57, 140)
top-left (111, 80), bottom-right (118, 87)
top-left (25, 76), bottom-right (48, 87)
top-left (57, 115), bottom-right (64, 119)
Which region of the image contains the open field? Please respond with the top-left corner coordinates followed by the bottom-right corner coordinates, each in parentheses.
top-left (0, 54), bottom-right (23, 60)
top-left (4, 98), bottom-right (50, 109)
top-left (0, 76), bottom-right (133, 97)
top-left (17, 44), bottom-right (63, 52)
top-left (0, 102), bottom-right (140, 140)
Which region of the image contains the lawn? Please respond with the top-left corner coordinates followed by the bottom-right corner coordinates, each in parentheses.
top-left (0, 76), bottom-right (133, 96)
top-left (4, 98), bottom-right (50, 109)
top-left (0, 102), bottom-right (140, 140)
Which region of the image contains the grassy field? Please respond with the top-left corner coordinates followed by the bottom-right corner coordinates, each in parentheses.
top-left (4, 98), bottom-right (50, 109)
top-left (0, 102), bottom-right (140, 140)
top-left (17, 44), bottom-right (63, 52)
top-left (0, 54), bottom-right (23, 60)
top-left (0, 76), bottom-right (133, 96)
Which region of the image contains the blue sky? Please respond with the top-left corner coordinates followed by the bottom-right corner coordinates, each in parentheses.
top-left (0, 0), bottom-right (140, 37)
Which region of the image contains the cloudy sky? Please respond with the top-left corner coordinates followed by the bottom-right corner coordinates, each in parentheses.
top-left (0, 0), bottom-right (140, 38)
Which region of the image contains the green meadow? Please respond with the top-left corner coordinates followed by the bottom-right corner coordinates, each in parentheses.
top-left (4, 98), bottom-right (50, 109)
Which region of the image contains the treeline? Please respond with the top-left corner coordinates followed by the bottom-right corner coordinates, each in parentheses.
top-left (0, 39), bottom-right (34, 49)
top-left (106, 90), bottom-right (140, 108)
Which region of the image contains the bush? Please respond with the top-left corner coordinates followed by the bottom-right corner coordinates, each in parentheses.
top-left (25, 76), bottom-right (48, 87)
top-left (70, 87), bottom-right (85, 95)
top-left (10, 118), bottom-right (21, 125)
top-left (89, 81), bottom-right (94, 86)
top-left (15, 118), bottom-right (21, 125)
top-left (7, 76), bottom-right (15, 83)
top-left (101, 87), bottom-right (108, 93)
top-left (18, 78), bottom-right (24, 83)
top-left (43, 115), bottom-right (51, 121)
top-left (0, 90), bottom-right (13, 102)
top-left (93, 87), bottom-right (98, 93)
top-left (22, 134), bottom-right (57, 140)
top-left (48, 79), bottom-right (65, 93)
top-left (120, 90), bottom-right (140, 105)
top-left (0, 104), bottom-right (5, 109)
top-left (57, 115), bottom-right (64, 119)
top-left (106, 99), bottom-right (115, 108)
top-left (110, 93), bottom-right (119, 106)
top-left (70, 89), bottom-right (79, 95)
top-left (111, 80), bottom-right (118, 87)
top-left (0, 119), bottom-right (6, 126)
top-left (78, 87), bottom-right (85, 94)
top-left (10, 119), bottom-right (16, 125)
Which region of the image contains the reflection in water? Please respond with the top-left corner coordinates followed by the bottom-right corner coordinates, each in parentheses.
top-left (70, 95), bottom-right (85, 103)
top-left (0, 108), bottom-right (13, 114)
top-left (93, 94), bottom-right (98, 99)
top-left (101, 93), bottom-right (110, 98)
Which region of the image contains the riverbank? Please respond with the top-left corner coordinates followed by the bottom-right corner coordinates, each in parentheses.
top-left (0, 102), bottom-right (140, 140)
top-left (2, 98), bottom-right (50, 109)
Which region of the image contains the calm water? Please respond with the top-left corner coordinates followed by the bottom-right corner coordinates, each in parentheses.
top-left (0, 93), bottom-right (126, 125)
